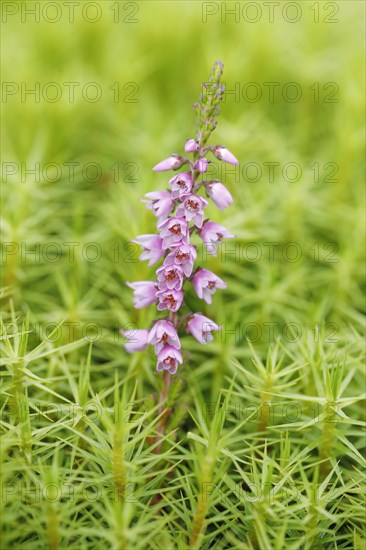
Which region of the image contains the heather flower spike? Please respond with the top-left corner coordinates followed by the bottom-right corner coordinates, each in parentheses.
top-left (125, 61), bottom-right (238, 377)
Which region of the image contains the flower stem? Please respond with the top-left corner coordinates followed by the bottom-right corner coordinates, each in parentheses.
top-left (155, 370), bottom-right (172, 453)
top-left (152, 316), bottom-right (175, 449)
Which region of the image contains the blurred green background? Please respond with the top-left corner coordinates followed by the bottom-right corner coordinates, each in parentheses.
top-left (2, 0), bottom-right (365, 322)
top-left (1, 1), bottom-right (365, 548)
top-left (2, 0), bottom-right (365, 332)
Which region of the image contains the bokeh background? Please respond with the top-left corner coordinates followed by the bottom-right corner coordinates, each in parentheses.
top-left (1, 1), bottom-right (365, 549)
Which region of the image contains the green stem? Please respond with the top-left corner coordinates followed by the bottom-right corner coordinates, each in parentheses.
top-left (189, 467), bottom-right (212, 549)
top-left (12, 359), bottom-right (32, 462)
top-left (155, 370), bottom-right (172, 454)
top-left (112, 428), bottom-right (126, 500)
top-left (47, 503), bottom-right (59, 550)
top-left (320, 414), bottom-right (335, 477)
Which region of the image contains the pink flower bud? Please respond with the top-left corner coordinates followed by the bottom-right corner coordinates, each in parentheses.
top-left (184, 139), bottom-right (199, 153)
top-left (121, 329), bottom-right (149, 353)
top-left (206, 181), bottom-right (233, 211)
top-left (187, 313), bottom-right (221, 344)
top-left (153, 154), bottom-right (186, 172)
top-left (214, 146), bottom-right (239, 165)
top-left (196, 158), bottom-right (209, 173)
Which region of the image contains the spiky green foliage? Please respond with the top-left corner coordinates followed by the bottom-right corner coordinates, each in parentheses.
top-left (1, 2), bottom-right (365, 548)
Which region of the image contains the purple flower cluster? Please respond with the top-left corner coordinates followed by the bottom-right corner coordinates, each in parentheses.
top-left (123, 61), bottom-right (238, 375)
